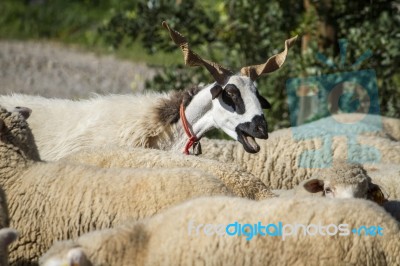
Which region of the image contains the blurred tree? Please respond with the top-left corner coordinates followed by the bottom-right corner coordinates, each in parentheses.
top-left (101, 0), bottom-right (398, 133)
top-left (312, 0), bottom-right (400, 118)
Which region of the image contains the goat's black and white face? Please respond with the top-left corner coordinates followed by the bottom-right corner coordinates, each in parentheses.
top-left (162, 21), bottom-right (297, 154)
top-left (210, 75), bottom-right (270, 153)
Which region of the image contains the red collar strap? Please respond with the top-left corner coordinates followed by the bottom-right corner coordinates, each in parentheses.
top-left (180, 103), bottom-right (199, 155)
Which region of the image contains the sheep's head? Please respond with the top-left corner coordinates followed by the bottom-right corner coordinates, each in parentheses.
top-left (163, 21), bottom-right (297, 153)
top-left (301, 177), bottom-right (369, 199)
top-left (303, 164), bottom-right (369, 199)
top-left (303, 163), bottom-right (386, 204)
top-left (0, 106), bottom-right (40, 161)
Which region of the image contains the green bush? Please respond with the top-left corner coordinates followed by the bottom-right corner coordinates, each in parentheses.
top-left (101, 0), bottom-right (399, 133)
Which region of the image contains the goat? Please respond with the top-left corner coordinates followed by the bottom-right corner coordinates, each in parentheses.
top-left (0, 22), bottom-right (297, 160)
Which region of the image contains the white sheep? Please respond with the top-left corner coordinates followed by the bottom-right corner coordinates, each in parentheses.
top-left (40, 196), bottom-right (400, 266)
top-left (62, 147), bottom-right (275, 200)
top-left (200, 116), bottom-right (400, 191)
top-left (272, 162), bottom-right (388, 207)
top-left (272, 162), bottom-right (370, 198)
top-left (63, 148), bottom-right (386, 202)
top-left (0, 107), bottom-right (236, 264)
top-left (0, 22), bottom-right (297, 160)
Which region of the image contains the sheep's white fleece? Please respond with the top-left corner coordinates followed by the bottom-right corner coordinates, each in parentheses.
top-left (272, 178), bottom-right (325, 197)
top-left (200, 122), bottom-right (400, 191)
top-left (272, 161), bottom-right (369, 198)
top-left (63, 147), bottom-right (275, 200)
top-left (6, 164), bottom-right (233, 264)
top-left (272, 162), bottom-right (396, 217)
top-left (40, 196), bottom-right (400, 266)
top-left (364, 164), bottom-right (400, 199)
top-left (328, 113), bottom-right (400, 140)
top-left (0, 108), bottom-right (234, 264)
top-left (0, 93), bottom-right (185, 161)
top-left (326, 113), bottom-right (400, 141)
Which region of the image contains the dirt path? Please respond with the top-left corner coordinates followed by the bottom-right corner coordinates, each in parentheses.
top-left (0, 40), bottom-right (155, 99)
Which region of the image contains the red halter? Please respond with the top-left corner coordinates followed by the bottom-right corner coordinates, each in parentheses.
top-left (179, 103), bottom-right (199, 155)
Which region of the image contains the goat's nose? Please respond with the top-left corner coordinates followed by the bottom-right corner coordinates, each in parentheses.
top-left (252, 116), bottom-right (268, 139)
top-left (256, 126), bottom-right (268, 139)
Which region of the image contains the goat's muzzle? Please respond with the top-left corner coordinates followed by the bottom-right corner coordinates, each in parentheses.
top-left (235, 115), bottom-right (268, 153)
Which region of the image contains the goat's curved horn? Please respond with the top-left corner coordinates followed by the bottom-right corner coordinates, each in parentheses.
top-left (240, 36), bottom-right (298, 80)
top-left (162, 21), bottom-right (233, 85)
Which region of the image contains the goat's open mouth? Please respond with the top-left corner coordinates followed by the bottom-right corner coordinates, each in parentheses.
top-left (237, 130), bottom-right (260, 153)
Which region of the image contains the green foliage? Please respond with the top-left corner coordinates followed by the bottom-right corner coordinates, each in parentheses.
top-left (129, 0), bottom-right (398, 132)
top-left (318, 0), bottom-right (400, 118)
top-left (99, 1), bottom-right (218, 54)
top-left (0, 0), bottom-right (122, 44)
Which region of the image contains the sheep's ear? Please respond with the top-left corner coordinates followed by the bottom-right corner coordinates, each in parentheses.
top-left (13, 106), bottom-right (32, 120)
top-left (256, 91), bottom-right (271, 109)
top-left (210, 84), bottom-right (223, 100)
top-left (367, 183), bottom-right (388, 206)
top-left (0, 228), bottom-right (18, 247)
top-left (303, 179), bottom-right (324, 194)
top-left (67, 248), bottom-right (89, 266)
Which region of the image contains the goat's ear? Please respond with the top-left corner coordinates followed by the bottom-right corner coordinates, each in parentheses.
top-left (13, 106), bottom-right (32, 120)
top-left (210, 84), bottom-right (223, 100)
top-left (303, 179), bottom-right (324, 194)
top-left (367, 183), bottom-right (388, 206)
top-left (256, 91), bottom-right (271, 109)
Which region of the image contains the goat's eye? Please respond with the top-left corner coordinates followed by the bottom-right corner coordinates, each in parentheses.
top-left (324, 188), bottom-right (332, 194)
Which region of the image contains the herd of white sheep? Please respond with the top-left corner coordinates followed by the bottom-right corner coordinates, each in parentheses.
top-left (0, 99), bottom-right (399, 265)
top-left (0, 22), bottom-right (399, 266)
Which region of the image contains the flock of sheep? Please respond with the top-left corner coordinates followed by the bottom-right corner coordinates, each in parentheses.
top-left (0, 22), bottom-right (399, 265)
